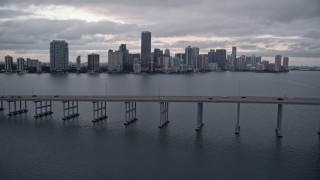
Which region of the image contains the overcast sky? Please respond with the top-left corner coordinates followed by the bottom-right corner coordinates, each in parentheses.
top-left (0, 0), bottom-right (319, 64)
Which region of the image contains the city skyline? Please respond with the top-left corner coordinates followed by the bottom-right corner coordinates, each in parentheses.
top-left (0, 0), bottom-right (319, 65)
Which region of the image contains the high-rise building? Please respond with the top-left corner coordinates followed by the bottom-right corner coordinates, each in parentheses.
top-left (27, 58), bottom-right (39, 68)
top-left (5, 55), bottom-right (13, 71)
top-left (283, 57), bottom-right (289, 71)
top-left (164, 49), bottom-right (170, 57)
top-left (17, 57), bottom-right (25, 72)
top-left (215, 49), bottom-right (227, 70)
top-left (231, 47), bottom-right (237, 70)
top-left (175, 53), bottom-right (185, 64)
top-left (208, 49), bottom-right (215, 63)
top-left (185, 46), bottom-right (193, 68)
top-left (193, 47), bottom-right (199, 69)
top-left (50, 40), bottom-right (69, 71)
top-left (76, 56), bottom-right (81, 71)
top-left (141, 31), bottom-right (151, 70)
top-left (108, 50), bottom-right (123, 72)
top-left (87, 53), bottom-right (100, 72)
top-left (185, 46), bottom-right (199, 69)
top-left (275, 55), bottom-right (282, 72)
top-left (119, 44), bottom-right (131, 72)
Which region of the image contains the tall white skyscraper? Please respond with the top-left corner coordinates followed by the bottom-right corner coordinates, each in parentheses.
top-left (50, 40), bottom-right (69, 71)
top-left (275, 55), bottom-right (282, 72)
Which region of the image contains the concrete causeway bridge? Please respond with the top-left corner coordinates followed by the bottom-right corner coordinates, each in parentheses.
top-left (1, 95), bottom-right (320, 137)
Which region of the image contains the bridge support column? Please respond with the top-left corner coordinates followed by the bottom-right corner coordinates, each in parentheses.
top-left (0, 100), bottom-right (4, 111)
top-left (7, 100), bottom-right (28, 116)
top-left (62, 101), bottom-right (79, 120)
top-left (34, 101), bottom-right (53, 118)
top-left (235, 103), bottom-right (241, 134)
top-left (275, 104), bottom-right (283, 138)
top-left (195, 102), bottom-right (204, 131)
top-left (124, 102), bottom-right (137, 125)
top-left (158, 102), bottom-right (169, 128)
top-left (92, 101), bottom-right (107, 123)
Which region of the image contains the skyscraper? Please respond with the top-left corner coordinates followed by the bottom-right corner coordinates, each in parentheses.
top-left (275, 55), bottom-right (282, 72)
top-left (17, 57), bottom-right (25, 72)
top-left (5, 55), bottom-right (13, 72)
top-left (231, 46), bottom-right (237, 70)
top-left (76, 56), bottom-right (81, 71)
top-left (164, 49), bottom-right (170, 57)
top-left (141, 31), bottom-right (151, 71)
top-left (108, 50), bottom-right (123, 72)
top-left (50, 40), bottom-right (69, 71)
top-left (283, 57), bottom-right (289, 71)
top-left (208, 49), bottom-right (215, 63)
top-left (215, 49), bottom-right (227, 70)
top-left (119, 44), bottom-right (130, 72)
top-left (87, 53), bottom-right (100, 72)
top-left (185, 46), bottom-right (193, 68)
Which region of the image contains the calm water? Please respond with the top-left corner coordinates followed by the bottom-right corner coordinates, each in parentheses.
top-left (0, 71), bottom-right (320, 179)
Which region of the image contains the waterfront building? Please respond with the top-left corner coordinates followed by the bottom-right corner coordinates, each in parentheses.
top-left (215, 49), bottom-right (227, 70)
top-left (76, 56), bottom-right (81, 71)
top-left (208, 49), bottom-right (215, 64)
top-left (133, 58), bottom-right (141, 74)
top-left (141, 31), bottom-right (151, 71)
top-left (37, 61), bottom-right (42, 72)
top-left (185, 46), bottom-right (199, 69)
top-left (197, 54), bottom-right (208, 71)
top-left (268, 63), bottom-right (275, 71)
top-left (119, 44), bottom-right (130, 72)
top-left (283, 57), bottom-right (289, 71)
top-left (175, 53), bottom-right (186, 64)
top-left (88, 53), bottom-right (100, 72)
top-left (275, 55), bottom-right (282, 72)
top-left (164, 49), bottom-right (170, 57)
top-left (50, 40), bottom-right (69, 71)
top-left (262, 60), bottom-right (269, 70)
top-left (5, 55), bottom-right (13, 72)
top-left (185, 46), bottom-right (193, 68)
top-left (108, 50), bottom-right (123, 72)
top-left (231, 46), bottom-right (237, 70)
top-left (27, 58), bottom-right (39, 68)
top-left (17, 57), bottom-right (24, 72)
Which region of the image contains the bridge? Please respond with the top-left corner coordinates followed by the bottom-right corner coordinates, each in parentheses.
top-left (1, 95), bottom-right (320, 137)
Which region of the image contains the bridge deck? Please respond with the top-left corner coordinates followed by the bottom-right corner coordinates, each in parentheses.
top-left (2, 95), bottom-right (320, 105)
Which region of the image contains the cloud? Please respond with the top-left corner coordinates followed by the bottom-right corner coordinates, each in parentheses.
top-left (0, 0), bottom-right (319, 64)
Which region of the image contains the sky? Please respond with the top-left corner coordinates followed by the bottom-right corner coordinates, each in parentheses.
top-left (0, 0), bottom-right (320, 65)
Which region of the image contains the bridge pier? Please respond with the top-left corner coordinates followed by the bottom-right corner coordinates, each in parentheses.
top-left (195, 102), bottom-right (204, 131)
top-left (7, 100), bottom-right (28, 116)
top-left (158, 102), bottom-right (169, 128)
top-left (92, 101), bottom-right (107, 123)
top-left (235, 103), bottom-right (241, 134)
top-left (275, 104), bottom-right (283, 138)
top-left (124, 102), bottom-right (137, 125)
top-left (0, 100), bottom-right (4, 111)
top-left (62, 101), bottom-right (79, 120)
top-left (34, 101), bottom-right (53, 118)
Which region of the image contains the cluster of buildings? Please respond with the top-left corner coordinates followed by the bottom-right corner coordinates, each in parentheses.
top-left (1, 31), bottom-right (289, 74)
top-left (3, 55), bottom-right (42, 73)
